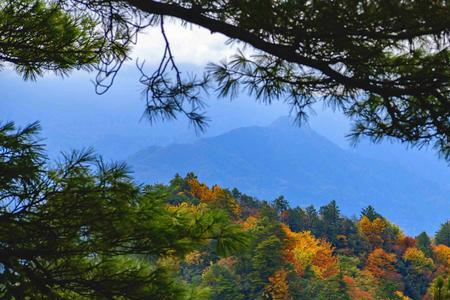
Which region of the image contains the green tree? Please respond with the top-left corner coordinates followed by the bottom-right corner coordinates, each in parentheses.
top-left (435, 221), bottom-right (450, 246)
top-left (416, 231), bottom-right (433, 257)
top-left (286, 207), bottom-right (307, 232)
top-left (0, 0), bottom-right (123, 80)
top-left (201, 264), bottom-right (243, 300)
top-left (396, 258), bottom-right (431, 299)
top-left (304, 205), bottom-right (321, 236)
top-left (0, 122), bottom-right (247, 299)
top-left (430, 277), bottom-right (450, 300)
top-left (120, 0), bottom-right (450, 159)
top-left (272, 195), bottom-right (290, 222)
top-left (235, 217), bottom-right (286, 299)
top-left (319, 200), bottom-right (342, 245)
top-left (361, 205), bottom-right (382, 222)
top-left (338, 218), bottom-right (365, 256)
top-left (232, 188), bottom-right (263, 219)
top-left (289, 273), bottom-right (351, 300)
top-left (3, 0), bottom-right (450, 158)
top-left (272, 195), bottom-right (290, 215)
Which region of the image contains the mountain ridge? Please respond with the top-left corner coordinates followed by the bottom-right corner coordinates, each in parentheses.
top-left (128, 117), bottom-right (450, 234)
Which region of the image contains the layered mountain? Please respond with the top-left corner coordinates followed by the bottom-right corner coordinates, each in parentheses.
top-left (128, 117), bottom-right (450, 234)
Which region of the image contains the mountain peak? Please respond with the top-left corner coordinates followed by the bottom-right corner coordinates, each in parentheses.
top-left (127, 119), bottom-right (449, 234)
top-left (270, 116), bottom-right (312, 132)
top-left (270, 116), bottom-right (293, 128)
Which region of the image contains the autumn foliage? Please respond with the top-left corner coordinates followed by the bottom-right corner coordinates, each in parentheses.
top-left (281, 224), bottom-right (338, 279)
top-left (396, 236), bottom-right (417, 254)
top-left (84, 173), bottom-right (450, 300)
top-left (433, 244), bottom-right (450, 275)
top-left (342, 275), bottom-right (374, 300)
top-left (176, 176), bottom-right (449, 299)
top-left (241, 215), bottom-right (259, 230)
top-left (365, 248), bottom-right (399, 280)
top-left (403, 247), bottom-right (434, 272)
top-left (187, 177), bottom-right (241, 217)
top-left (358, 216), bottom-right (387, 249)
top-left (266, 269), bottom-right (291, 300)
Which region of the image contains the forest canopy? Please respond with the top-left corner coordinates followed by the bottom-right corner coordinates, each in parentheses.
top-left (1, 0), bottom-right (450, 159)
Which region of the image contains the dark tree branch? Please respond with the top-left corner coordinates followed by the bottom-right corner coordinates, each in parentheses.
top-left (125, 0), bottom-right (413, 97)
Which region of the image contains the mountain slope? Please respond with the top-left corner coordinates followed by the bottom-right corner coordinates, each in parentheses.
top-left (128, 117), bottom-right (450, 234)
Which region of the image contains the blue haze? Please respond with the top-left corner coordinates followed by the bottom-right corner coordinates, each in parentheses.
top-left (1, 67), bottom-right (449, 235)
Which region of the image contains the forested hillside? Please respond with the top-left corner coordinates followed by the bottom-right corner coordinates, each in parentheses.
top-left (160, 173), bottom-right (449, 300)
top-left (128, 117), bottom-right (450, 234)
top-left (2, 122), bottom-right (449, 299)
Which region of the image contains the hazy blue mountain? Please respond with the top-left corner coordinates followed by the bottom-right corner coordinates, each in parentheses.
top-left (2, 69), bottom-right (449, 234)
top-left (349, 140), bottom-right (450, 191)
top-left (128, 116), bottom-right (450, 235)
top-left (0, 68), bottom-right (287, 160)
top-left (3, 67), bottom-right (449, 185)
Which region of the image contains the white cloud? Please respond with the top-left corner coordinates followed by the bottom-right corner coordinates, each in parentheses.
top-left (130, 21), bottom-right (237, 66)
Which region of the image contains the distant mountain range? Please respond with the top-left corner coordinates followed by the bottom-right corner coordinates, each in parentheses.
top-left (128, 117), bottom-right (450, 235)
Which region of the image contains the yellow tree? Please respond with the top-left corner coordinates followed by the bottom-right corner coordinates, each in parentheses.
top-left (266, 269), bottom-right (291, 300)
top-left (187, 178), bottom-right (241, 218)
top-left (241, 215), bottom-right (259, 230)
top-left (187, 177), bottom-right (215, 202)
top-left (358, 216), bottom-right (387, 249)
top-left (403, 247), bottom-right (434, 273)
top-left (281, 224), bottom-right (338, 279)
top-left (209, 185), bottom-right (241, 218)
top-left (433, 244), bottom-right (450, 276)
